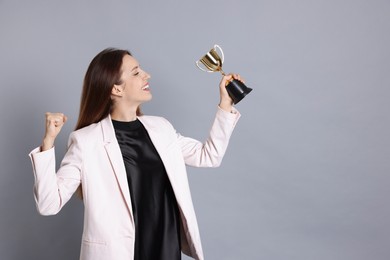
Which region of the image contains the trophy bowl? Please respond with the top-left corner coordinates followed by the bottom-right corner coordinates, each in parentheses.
top-left (196, 44), bottom-right (252, 104)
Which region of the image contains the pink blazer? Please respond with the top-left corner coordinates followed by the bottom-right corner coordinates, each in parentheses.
top-left (29, 107), bottom-right (240, 260)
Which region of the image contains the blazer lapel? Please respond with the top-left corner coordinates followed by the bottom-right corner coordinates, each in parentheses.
top-left (100, 115), bottom-right (134, 225)
top-left (137, 116), bottom-right (174, 180)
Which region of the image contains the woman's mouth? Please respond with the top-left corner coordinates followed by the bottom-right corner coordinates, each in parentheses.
top-left (142, 84), bottom-right (150, 91)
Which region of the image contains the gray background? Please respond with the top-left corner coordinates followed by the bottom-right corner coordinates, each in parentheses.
top-left (1, 0), bottom-right (389, 259)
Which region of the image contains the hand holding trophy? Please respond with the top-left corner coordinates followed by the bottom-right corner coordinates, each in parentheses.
top-left (196, 44), bottom-right (252, 104)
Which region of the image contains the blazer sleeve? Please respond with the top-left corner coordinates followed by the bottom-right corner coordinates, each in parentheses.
top-left (178, 106), bottom-right (241, 167)
top-left (28, 132), bottom-right (82, 215)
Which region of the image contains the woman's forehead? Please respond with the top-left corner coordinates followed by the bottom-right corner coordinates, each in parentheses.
top-left (122, 55), bottom-right (139, 69)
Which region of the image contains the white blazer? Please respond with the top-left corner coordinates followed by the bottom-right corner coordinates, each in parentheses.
top-left (29, 107), bottom-right (240, 260)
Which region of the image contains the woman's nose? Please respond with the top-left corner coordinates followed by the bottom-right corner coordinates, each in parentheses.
top-left (143, 71), bottom-right (151, 80)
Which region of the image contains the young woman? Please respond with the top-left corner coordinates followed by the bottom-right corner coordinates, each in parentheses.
top-left (29, 48), bottom-right (241, 260)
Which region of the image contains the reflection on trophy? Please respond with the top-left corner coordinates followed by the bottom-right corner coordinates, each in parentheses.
top-left (196, 44), bottom-right (252, 104)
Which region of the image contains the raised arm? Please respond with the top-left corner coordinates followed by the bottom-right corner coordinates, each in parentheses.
top-left (179, 73), bottom-right (243, 167)
top-left (28, 113), bottom-right (81, 215)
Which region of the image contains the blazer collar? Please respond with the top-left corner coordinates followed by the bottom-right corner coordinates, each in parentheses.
top-left (101, 114), bottom-right (116, 143)
top-left (101, 114), bottom-right (154, 143)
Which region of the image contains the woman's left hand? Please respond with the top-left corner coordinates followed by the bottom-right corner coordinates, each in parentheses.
top-left (218, 73), bottom-right (245, 112)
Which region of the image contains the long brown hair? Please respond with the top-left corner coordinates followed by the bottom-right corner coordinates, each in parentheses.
top-left (75, 48), bottom-right (142, 198)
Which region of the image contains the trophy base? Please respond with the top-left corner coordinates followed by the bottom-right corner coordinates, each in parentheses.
top-left (226, 79), bottom-right (253, 104)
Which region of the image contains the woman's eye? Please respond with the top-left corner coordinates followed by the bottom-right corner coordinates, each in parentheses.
top-left (133, 72), bottom-right (140, 76)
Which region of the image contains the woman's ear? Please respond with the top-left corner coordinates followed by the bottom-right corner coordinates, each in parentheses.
top-left (111, 84), bottom-right (123, 97)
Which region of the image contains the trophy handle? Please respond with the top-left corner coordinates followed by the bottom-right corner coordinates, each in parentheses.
top-left (195, 60), bottom-right (213, 73)
top-left (214, 44), bottom-right (224, 64)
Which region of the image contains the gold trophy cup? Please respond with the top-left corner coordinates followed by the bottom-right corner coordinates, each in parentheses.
top-left (196, 44), bottom-right (252, 104)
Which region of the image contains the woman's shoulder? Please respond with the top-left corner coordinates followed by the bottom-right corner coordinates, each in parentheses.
top-left (138, 115), bottom-right (174, 130)
top-left (74, 121), bottom-right (101, 135)
top-left (68, 121), bottom-right (102, 143)
top-left (139, 114), bottom-right (168, 122)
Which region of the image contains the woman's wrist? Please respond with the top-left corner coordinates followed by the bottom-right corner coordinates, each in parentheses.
top-left (218, 100), bottom-right (234, 113)
top-left (41, 137), bottom-right (55, 152)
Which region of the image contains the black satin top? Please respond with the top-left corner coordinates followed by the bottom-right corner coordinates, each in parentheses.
top-left (112, 119), bottom-right (181, 260)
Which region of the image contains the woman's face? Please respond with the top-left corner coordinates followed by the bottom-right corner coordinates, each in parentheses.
top-left (114, 54), bottom-right (152, 106)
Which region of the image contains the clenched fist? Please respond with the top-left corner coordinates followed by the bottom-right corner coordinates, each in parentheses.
top-left (41, 112), bottom-right (68, 151)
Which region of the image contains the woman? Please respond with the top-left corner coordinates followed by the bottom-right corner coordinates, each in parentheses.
top-left (29, 48), bottom-right (241, 260)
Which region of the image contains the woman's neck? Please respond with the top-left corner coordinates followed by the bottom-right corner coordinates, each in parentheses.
top-left (110, 107), bottom-right (138, 122)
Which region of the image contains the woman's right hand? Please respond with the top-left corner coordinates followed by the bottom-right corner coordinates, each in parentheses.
top-left (41, 112), bottom-right (67, 151)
